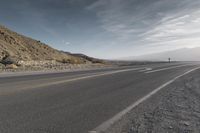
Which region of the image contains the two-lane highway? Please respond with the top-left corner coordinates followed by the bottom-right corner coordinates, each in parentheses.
top-left (0, 62), bottom-right (199, 133)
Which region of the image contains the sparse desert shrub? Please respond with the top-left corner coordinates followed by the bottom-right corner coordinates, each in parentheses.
top-left (0, 31), bottom-right (4, 35)
top-left (61, 59), bottom-right (71, 64)
top-left (0, 63), bottom-right (5, 69)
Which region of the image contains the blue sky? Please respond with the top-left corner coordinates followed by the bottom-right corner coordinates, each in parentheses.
top-left (1, 0), bottom-right (200, 59)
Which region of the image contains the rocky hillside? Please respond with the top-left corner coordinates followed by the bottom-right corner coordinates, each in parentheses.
top-left (0, 25), bottom-right (90, 66)
top-left (63, 52), bottom-right (104, 64)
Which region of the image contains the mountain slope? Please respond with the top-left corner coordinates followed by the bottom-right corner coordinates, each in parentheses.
top-left (124, 48), bottom-right (200, 61)
top-left (63, 52), bottom-right (104, 64)
top-left (0, 25), bottom-right (89, 65)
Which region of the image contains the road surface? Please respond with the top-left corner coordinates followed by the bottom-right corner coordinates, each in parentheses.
top-left (0, 62), bottom-right (199, 133)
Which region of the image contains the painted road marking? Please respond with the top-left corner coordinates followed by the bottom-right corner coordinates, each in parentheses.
top-left (139, 64), bottom-right (187, 73)
top-left (28, 67), bottom-right (143, 87)
top-left (1, 67), bottom-right (144, 95)
top-left (145, 64), bottom-right (191, 73)
top-left (89, 66), bottom-right (200, 133)
top-left (139, 67), bottom-right (153, 72)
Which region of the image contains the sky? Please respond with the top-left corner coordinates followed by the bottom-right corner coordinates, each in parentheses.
top-left (0, 0), bottom-right (200, 59)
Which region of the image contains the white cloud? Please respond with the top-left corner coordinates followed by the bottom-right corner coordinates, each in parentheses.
top-left (86, 0), bottom-right (200, 57)
top-left (61, 40), bottom-right (70, 45)
top-left (143, 10), bottom-right (200, 43)
top-left (64, 42), bottom-right (70, 45)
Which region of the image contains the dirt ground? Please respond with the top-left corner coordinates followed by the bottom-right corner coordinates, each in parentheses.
top-left (107, 69), bottom-right (200, 133)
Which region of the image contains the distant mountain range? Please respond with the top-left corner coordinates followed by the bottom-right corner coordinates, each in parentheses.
top-left (123, 47), bottom-right (200, 61)
top-left (0, 25), bottom-right (102, 66)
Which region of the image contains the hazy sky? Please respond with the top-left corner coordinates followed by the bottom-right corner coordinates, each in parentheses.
top-left (1, 0), bottom-right (200, 59)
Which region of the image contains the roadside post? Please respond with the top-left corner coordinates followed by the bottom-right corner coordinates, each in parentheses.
top-left (168, 58), bottom-right (171, 63)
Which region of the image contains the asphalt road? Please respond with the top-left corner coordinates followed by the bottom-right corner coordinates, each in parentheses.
top-left (0, 62), bottom-right (199, 133)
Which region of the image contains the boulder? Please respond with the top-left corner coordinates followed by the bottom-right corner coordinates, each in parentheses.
top-left (1, 55), bottom-right (19, 65)
top-left (6, 64), bottom-right (18, 69)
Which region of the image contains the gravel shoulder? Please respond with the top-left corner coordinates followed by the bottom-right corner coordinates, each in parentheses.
top-left (107, 69), bottom-right (200, 133)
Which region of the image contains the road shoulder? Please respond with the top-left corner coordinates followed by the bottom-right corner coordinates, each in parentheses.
top-left (106, 69), bottom-right (200, 133)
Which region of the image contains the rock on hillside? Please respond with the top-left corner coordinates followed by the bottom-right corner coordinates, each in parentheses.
top-left (0, 25), bottom-right (89, 66)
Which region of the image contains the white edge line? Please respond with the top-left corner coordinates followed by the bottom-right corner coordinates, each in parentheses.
top-left (89, 66), bottom-right (200, 133)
